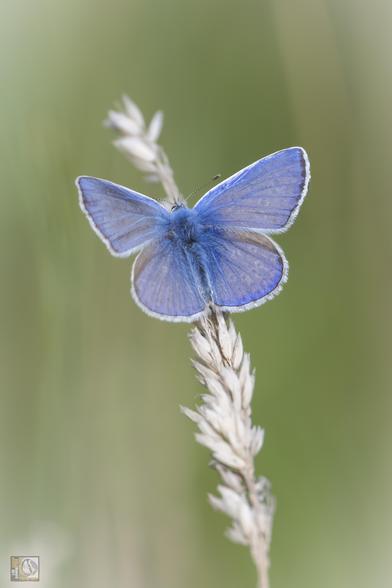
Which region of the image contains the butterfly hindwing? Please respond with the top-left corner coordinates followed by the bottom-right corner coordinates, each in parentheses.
top-left (202, 228), bottom-right (287, 311)
top-left (132, 236), bottom-right (207, 322)
top-left (77, 176), bottom-right (169, 256)
top-left (195, 147), bottom-right (310, 233)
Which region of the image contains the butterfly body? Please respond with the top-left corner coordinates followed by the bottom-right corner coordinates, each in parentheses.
top-left (152, 205), bottom-right (214, 310)
top-left (77, 147), bottom-right (310, 322)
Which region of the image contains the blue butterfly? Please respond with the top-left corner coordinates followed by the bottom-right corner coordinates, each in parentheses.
top-left (76, 147), bottom-right (310, 322)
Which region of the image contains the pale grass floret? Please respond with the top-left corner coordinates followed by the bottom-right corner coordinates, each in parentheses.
top-left (105, 96), bottom-right (181, 205)
top-left (106, 96), bottom-right (274, 588)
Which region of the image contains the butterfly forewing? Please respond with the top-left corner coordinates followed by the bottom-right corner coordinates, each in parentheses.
top-left (195, 147), bottom-right (310, 233)
top-left (77, 177), bottom-right (169, 256)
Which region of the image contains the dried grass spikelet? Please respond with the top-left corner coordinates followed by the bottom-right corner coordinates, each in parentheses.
top-left (182, 311), bottom-right (274, 588)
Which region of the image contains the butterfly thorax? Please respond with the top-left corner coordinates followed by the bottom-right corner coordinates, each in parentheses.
top-left (167, 206), bottom-right (203, 248)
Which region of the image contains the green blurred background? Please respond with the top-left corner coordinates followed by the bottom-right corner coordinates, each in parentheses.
top-left (1, 0), bottom-right (391, 586)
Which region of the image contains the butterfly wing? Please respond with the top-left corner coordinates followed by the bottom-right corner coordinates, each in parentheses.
top-left (202, 228), bottom-right (287, 311)
top-left (132, 237), bottom-right (207, 322)
top-left (76, 176), bottom-right (169, 256)
top-left (194, 147), bottom-right (310, 233)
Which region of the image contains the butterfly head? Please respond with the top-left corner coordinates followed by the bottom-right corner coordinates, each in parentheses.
top-left (170, 202), bottom-right (185, 212)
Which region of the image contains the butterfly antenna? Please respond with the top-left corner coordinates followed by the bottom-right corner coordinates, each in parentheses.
top-left (185, 174), bottom-right (221, 203)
